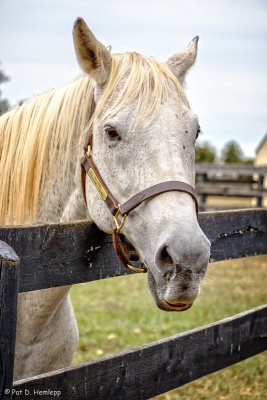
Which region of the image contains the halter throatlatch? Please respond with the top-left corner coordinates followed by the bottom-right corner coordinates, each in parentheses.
top-left (81, 129), bottom-right (198, 273)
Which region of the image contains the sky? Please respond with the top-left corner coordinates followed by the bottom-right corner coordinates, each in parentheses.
top-left (0, 0), bottom-right (267, 158)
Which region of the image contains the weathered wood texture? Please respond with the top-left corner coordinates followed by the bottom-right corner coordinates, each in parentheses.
top-left (195, 163), bottom-right (267, 176)
top-left (0, 209), bottom-right (266, 292)
top-left (14, 304), bottom-right (267, 400)
top-left (199, 209), bottom-right (267, 262)
top-left (196, 182), bottom-right (267, 197)
top-left (0, 241), bottom-right (20, 400)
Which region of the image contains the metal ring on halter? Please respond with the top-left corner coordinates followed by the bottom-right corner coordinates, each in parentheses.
top-left (127, 264), bottom-right (147, 273)
top-left (113, 206), bottom-right (146, 271)
top-left (113, 204), bottom-right (127, 234)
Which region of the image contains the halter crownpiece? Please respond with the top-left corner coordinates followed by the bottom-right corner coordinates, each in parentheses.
top-left (81, 131), bottom-right (198, 273)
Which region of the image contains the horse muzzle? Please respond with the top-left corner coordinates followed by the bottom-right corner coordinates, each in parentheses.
top-left (162, 300), bottom-right (193, 311)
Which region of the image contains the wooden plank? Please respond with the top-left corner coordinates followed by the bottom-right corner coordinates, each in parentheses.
top-left (0, 241), bottom-right (20, 400)
top-left (199, 204), bottom-right (255, 212)
top-left (197, 178), bottom-right (255, 184)
top-left (0, 221), bottom-right (133, 292)
top-left (0, 209), bottom-right (266, 292)
top-left (13, 304), bottom-right (267, 400)
top-left (196, 182), bottom-right (267, 197)
top-left (199, 209), bottom-right (267, 262)
top-left (195, 163), bottom-right (267, 176)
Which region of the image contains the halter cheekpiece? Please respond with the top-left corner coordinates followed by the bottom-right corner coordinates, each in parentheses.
top-left (80, 106), bottom-right (198, 273)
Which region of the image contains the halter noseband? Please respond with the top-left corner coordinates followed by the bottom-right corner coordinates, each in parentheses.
top-left (80, 120), bottom-right (198, 273)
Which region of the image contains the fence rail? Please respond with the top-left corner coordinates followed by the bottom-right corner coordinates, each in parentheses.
top-left (0, 209), bottom-right (267, 399)
top-left (13, 305), bottom-right (267, 400)
top-left (195, 163), bottom-right (267, 175)
top-left (0, 209), bottom-right (266, 293)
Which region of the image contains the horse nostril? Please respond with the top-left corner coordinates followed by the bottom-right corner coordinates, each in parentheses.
top-left (157, 246), bottom-right (183, 277)
top-left (159, 246), bottom-right (173, 266)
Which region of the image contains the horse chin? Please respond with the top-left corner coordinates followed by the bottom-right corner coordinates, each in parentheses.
top-left (147, 269), bottom-right (195, 312)
top-left (155, 298), bottom-right (193, 312)
top-left (162, 300), bottom-right (193, 312)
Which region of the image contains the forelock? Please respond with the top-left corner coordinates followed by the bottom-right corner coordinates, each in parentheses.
top-left (92, 52), bottom-right (190, 132)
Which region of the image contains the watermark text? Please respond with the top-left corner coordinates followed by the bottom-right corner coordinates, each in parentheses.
top-left (5, 388), bottom-right (62, 397)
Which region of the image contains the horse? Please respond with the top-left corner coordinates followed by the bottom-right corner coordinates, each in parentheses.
top-left (0, 18), bottom-right (210, 380)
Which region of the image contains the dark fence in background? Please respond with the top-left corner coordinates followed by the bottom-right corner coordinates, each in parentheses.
top-left (195, 163), bottom-right (267, 210)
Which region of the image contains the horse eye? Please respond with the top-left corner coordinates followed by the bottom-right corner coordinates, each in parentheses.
top-left (105, 126), bottom-right (121, 141)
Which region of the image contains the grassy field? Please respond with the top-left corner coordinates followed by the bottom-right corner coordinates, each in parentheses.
top-left (70, 255), bottom-right (267, 399)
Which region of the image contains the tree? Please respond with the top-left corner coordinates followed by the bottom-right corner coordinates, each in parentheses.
top-left (195, 141), bottom-right (216, 163)
top-left (0, 64), bottom-right (10, 116)
top-left (221, 140), bottom-right (244, 164)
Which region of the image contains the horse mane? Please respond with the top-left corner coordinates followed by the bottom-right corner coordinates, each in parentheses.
top-left (0, 52), bottom-right (189, 225)
top-left (0, 75), bottom-right (94, 225)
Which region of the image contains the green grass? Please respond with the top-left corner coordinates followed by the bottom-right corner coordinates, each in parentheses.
top-left (70, 255), bottom-right (267, 399)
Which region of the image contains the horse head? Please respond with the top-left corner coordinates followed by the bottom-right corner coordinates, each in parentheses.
top-left (73, 18), bottom-right (210, 312)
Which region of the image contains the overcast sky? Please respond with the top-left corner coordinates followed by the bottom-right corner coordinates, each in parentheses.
top-left (0, 0), bottom-right (267, 158)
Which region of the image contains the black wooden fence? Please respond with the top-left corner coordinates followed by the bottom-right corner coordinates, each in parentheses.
top-left (195, 163), bottom-right (267, 210)
top-left (0, 209), bottom-right (267, 399)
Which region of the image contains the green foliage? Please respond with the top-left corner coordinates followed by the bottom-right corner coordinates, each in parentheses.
top-left (0, 64), bottom-right (10, 116)
top-left (196, 140), bottom-right (254, 165)
top-left (221, 140), bottom-right (244, 164)
top-left (195, 141), bottom-right (216, 163)
top-left (242, 158), bottom-right (254, 165)
top-left (221, 140), bottom-right (255, 165)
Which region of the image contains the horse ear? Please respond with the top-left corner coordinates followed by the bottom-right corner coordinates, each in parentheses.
top-left (166, 36), bottom-right (199, 84)
top-left (73, 18), bottom-right (112, 85)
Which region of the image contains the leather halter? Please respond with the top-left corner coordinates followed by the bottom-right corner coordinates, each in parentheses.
top-left (81, 124), bottom-right (198, 273)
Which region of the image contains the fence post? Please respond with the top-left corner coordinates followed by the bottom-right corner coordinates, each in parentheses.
top-left (257, 175), bottom-right (264, 207)
top-left (0, 240), bottom-right (20, 400)
top-left (199, 173), bottom-right (208, 206)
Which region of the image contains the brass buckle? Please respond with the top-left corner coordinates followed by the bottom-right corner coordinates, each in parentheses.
top-left (86, 144), bottom-right (91, 158)
top-left (113, 204), bottom-right (127, 234)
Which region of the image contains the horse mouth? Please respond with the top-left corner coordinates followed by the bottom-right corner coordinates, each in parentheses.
top-left (163, 300), bottom-right (193, 311)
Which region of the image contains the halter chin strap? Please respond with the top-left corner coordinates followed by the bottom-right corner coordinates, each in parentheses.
top-left (81, 134), bottom-right (198, 273)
